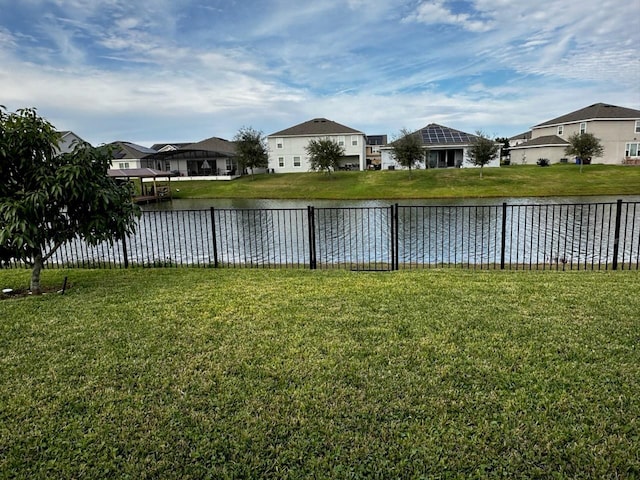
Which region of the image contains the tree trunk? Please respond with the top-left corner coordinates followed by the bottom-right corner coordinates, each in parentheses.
top-left (31, 253), bottom-right (44, 295)
top-left (480, 165), bottom-right (484, 178)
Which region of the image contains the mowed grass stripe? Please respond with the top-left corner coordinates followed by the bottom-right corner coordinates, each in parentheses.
top-left (170, 165), bottom-right (640, 200)
top-left (1, 268), bottom-right (638, 478)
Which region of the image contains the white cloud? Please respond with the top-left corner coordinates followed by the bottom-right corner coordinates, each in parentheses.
top-left (1, 0), bottom-right (638, 147)
top-left (405, 0), bottom-right (494, 32)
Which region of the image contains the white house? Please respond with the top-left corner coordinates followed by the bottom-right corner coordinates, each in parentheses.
top-left (510, 103), bottom-right (640, 165)
top-left (56, 131), bottom-right (87, 154)
top-left (267, 118), bottom-right (367, 173)
top-left (380, 124), bottom-right (501, 170)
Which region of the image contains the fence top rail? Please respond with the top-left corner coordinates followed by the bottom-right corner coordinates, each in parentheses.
top-left (140, 200), bottom-right (635, 214)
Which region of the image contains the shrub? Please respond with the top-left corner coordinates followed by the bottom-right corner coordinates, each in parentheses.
top-left (537, 158), bottom-right (551, 167)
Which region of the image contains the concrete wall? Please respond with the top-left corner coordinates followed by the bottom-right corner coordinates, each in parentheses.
top-left (510, 145), bottom-right (567, 165)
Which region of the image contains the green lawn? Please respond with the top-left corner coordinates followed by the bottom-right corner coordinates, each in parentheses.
top-left (171, 165), bottom-right (640, 200)
top-left (1, 268), bottom-right (639, 478)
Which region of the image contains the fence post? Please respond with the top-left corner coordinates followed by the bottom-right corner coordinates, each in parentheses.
top-left (389, 205), bottom-right (395, 271)
top-left (121, 233), bottom-right (129, 269)
top-left (210, 207), bottom-right (219, 268)
top-left (612, 199), bottom-right (623, 270)
top-left (393, 204), bottom-right (399, 271)
top-left (308, 206), bottom-right (316, 269)
top-left (500, 202), bottom-right (507, 270)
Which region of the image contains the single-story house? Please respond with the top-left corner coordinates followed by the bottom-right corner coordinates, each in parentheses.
top-left (510, 103), bottom-right (640, 165)
top-left (141, 136), bottom-right (239, 178)
top-left (267, 118), bottom-right (367, 173)
top-left (380, 124), bottom-right (501, 170)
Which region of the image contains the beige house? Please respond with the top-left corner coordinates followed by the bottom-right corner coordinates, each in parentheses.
top-left (268, 118), bottom-right (366, 173)
top-left (510, 103), bottom-right (640, 165)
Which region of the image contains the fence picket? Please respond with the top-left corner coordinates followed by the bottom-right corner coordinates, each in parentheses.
top-left (3, 201), bottom-right (638, 272)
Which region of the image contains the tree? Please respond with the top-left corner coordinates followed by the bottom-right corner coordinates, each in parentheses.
top-left (495, 137), bottom-right (510, 164)
top-left (305, 138), bottom-right (345, 174)
top-left (565, 132), bottom-right (604, 173)
top-left (0, 107), bottom-right (140, 294)
top-left (233, 126), bottom-right (268, 179)
top-left (390, 128), bottom-right (424, 178)
top-left (467, 132), bottom-right (500, 178)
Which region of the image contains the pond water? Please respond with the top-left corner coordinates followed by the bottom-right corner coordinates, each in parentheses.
top-left (143, 195), bottom-right (640, 211)
top-left (42, 196), bottom-right (640, 270)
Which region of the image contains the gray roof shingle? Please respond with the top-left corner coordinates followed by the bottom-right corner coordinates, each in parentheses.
top-left (184, 137), bottom-right (236, 155)
top-left (535, 103), bottom-right (640, 127)
top-left (270, 118), bottom-right (363, 137)
top-left (510, 135), bottom-right (569, 149)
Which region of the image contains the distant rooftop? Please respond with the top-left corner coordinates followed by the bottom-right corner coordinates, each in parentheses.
top-left (270, 118), bottom-right (363, 137)
top-left (416, 124), bottom-right (477, 145)
top-left (535, 103), bottom-right (640, 128)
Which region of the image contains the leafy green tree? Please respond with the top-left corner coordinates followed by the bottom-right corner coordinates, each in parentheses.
top-left (233, 126), bottom-right (268, 179)
top-left (495, 137), bottom-right (510, 164)
top-left (390, 128), bottom-right (424, 178)
top-left (0, 107), bottom-right (139, 294)
top-left (467, 132), bottom-right (500, 178)
top-left (565, 132), bottom-right (604, 173)
top-left (305, 138), bottom-right (345, 174)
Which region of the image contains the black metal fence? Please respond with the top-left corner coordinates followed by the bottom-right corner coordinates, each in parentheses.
top-left (5, 200), bottom-right (640, 271)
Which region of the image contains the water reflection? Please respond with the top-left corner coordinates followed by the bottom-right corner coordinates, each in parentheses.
top-left (144, 195), bottom-right (640, 210)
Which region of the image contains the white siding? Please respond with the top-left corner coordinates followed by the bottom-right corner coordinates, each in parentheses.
top-left (268, 134), bottom-right (366, 173)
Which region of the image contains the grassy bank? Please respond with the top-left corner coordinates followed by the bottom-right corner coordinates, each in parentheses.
top-left (1, 268), bottom-right (639, 478)
top-left (171, 164), bottom-right (640, 200)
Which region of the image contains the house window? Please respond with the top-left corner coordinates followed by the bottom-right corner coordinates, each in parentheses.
top-left (278, 156), bottom-right (284, 167)
top-left (557, 125), bottom-right (564, 135)
top-left (635, 120), bottom-right (640, 134)
top-left (625, 143), bottom-right (639, 157)
top-left (351, 135), bottom-right (358, 146)
top-left (118, 162), bottom-right (130, 169)
top-left (276, 138), bottom-right (283, 149)
top-left (338, 136), bottom-right (345, 146)
top-left (293, 156), bottom-right (301, 167)
top-left (580, 122), bottom-right (587, 134)
top-left (165, 161), bottom-right (171, 171)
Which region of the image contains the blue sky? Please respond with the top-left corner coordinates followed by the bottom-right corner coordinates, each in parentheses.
top-left (1, 0), bottom-right (639, 146)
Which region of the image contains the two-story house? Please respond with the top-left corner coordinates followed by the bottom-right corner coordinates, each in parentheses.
top-left (510, 103), bottom-right (640, 165)
top-left (267, 118), bottom-right (366, 173)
